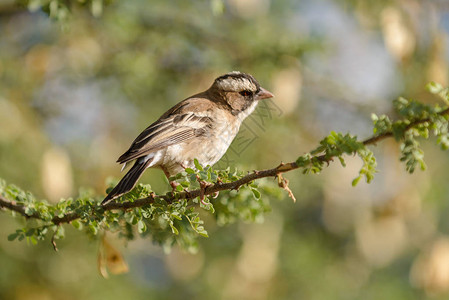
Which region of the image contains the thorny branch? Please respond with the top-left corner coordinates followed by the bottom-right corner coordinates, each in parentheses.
top-left (1, 107), bottom-right (448, 225)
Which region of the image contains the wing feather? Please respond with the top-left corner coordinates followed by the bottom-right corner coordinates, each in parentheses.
top-left (117, 98), bottom-right (214, 164)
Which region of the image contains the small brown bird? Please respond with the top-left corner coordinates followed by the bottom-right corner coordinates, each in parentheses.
top-left (102, 71), bottom-right (274, 204)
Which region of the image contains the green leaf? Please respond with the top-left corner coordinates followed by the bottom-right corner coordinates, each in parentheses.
top-left (171, 212), bottom-right (182, 220)
top-left (338, 156), bottom-right (346, 167)
top-left (194, 158), bottom-right (203, 171)
top-left (7, 232), bottom-right (19, 241)
top-left (170, 223), bottom-right (179, 235)
top-left (71, 220), bottom-right (82, 230)
top-left (137, 220), bottom-right (147, 233)
top-left (24, 206), bottom-right (35, 216)
top-left (185, 168), bottom-right (195, 174)
top-left (352, 175), bottom-right (361, 187)
top-left (426, 81), bottom-right (443, 94)
top-left (197, 228), bottom-right (209, 238)
top-left (29, 236), bottom-right (38, 245)
top-left (180, 181), bottom-right (190, 187)
top-left (25, 228), bottom-right (35, 237)
top-left (199, 171), bottom-right (208, 181)
top-left (251, 188), bottom-right (261, 200)
top-left (296, 154), bottom-right (311, 167)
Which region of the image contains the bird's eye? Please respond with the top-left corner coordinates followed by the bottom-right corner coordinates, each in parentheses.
top-left (239, 90), bottom-right (252, 97)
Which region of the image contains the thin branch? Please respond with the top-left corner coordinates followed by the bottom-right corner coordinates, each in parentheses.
top-left (362, 107), bottom-right (449, 145)
top-left (0, 196), bottom-right (37, 218)
top-left (1, 108), bottom-right (448, 225)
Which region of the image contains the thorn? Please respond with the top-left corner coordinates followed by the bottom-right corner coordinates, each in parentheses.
top-left (277, 162), bottom-right (294, 172)
top-left (51, 228), bottom-right (59, 252)
top-left (51, 239), bottom-right (58, 252)
top-left (277, 173), bottom-right (297, 203)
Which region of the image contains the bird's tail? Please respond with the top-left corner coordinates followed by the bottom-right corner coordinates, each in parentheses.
top-left (102, 159), bottom-right (152, 205)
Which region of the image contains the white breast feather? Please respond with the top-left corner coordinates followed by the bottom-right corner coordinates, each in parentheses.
top-left (236, 101), bottom-right (258, 122)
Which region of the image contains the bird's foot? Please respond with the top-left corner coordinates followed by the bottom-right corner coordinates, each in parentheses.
top-left (196, 175), bottom-right (212, 205)
top-left (170, 181), bottom-right (180, 191)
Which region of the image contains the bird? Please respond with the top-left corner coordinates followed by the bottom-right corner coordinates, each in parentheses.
top-left (102, 71), bottom-right (274, 204)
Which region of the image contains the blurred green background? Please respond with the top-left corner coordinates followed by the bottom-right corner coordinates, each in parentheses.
top-left (1, 0), bottom-right (449, 299)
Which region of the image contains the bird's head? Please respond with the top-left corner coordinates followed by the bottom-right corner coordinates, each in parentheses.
top-left (210, 71), bottom-right (274, 115)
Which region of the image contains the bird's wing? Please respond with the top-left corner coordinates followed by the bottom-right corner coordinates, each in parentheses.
top-left (117, 97), bottom-right (214, 164)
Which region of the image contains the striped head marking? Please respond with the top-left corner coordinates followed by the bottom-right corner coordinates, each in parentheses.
top-left (214, 71), bottom-right (261, 94)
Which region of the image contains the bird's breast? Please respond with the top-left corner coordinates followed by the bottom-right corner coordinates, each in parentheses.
top-left (158, 110), bottom-right (242, 176)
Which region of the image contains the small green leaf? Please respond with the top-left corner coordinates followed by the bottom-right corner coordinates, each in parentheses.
top-left (171, 211), bottom-right (182, 220)
top-left (24, 207), bottom-right (35, 216)
top-left (338, 156), bottom-right (346, 167)
top-left (7, 232), bottom-right (19, 241)
top-left (199, 171), bottom-right (208, 181)
top-left (29, 236), bottom-right (38, 245)
top-left (251, 188), bottom-right (261, 200)
top-left (296, 154), bottom-right (311, 167)
top-left (185, 168), bottom-right (195, 174)
top-left (352, 175), bottom-right (361, 187)
top-left (194, 159), bottom-right (203, 171)
top-left (25, 228), bottom-right (35, 237)
top-left (197, 228), bottom-right (209, 238)
top-left (426, 81), bottom-right (443, 94)
top-left (137, 220), bottom-right (147, 233)
top-left (71, 220), bottom-right (82, 230)
top-left (180, 181), bottom-right (190, 187)
top-left (170, 223), bottom-right (179, 235)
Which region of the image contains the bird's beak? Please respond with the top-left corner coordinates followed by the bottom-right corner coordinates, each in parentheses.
top-left (255, 87), bottom-right (274, 100)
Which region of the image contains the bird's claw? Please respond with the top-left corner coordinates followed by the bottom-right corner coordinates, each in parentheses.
top-left (169, 181), bottom-right (180, 191)
top-left (196, 175), bottom-right (212, 205)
